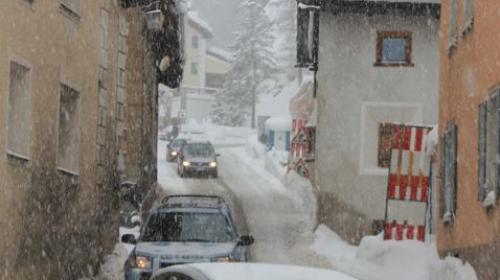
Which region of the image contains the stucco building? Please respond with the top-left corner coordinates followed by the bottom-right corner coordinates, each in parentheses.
top-left (437, 0), bottom-right (500, 278)
top-left (309, 0), bottom-right (441, 243)
top-left (0, 0), bottom-right (182, 278)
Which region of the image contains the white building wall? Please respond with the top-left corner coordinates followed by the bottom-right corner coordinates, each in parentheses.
top-left (185, 94), bottom-right (215, 122)
top-left (315, 13), bottom-right (440, 222)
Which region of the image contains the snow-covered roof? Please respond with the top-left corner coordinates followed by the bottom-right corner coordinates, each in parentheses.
top-left (187, 11), bottom-right (213, 38)
top-left (266, 117), bottom-right (292, 131)
top-left (207, 47), bottom-right (233, 62)
top-left (256, 79), bottom-right (300, 119)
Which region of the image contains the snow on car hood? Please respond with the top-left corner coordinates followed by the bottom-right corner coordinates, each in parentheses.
top-left (135, 242), bottom-right (236, 259)
top-left (155, 263), bottom-right (358, 280)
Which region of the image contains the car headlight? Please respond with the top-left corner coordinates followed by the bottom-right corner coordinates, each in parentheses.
top-left (171, 151), bottom-right (178, 156)
top-left (135, 256), bottom-right (152, 269)
top-left (209, 161), bottom-right (217, 168)
top-left (182, 161), bottom-right (191, 167)
top-left (211, 256), bottom-right (235, 262)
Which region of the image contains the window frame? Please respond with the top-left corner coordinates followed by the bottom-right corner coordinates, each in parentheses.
top-left (447, 0), bottom-right (458, 53)
top-left (377, 123), bottom-right (394, 168)
top-left (374, 31), bottom-right (414, 67)
top-left (191, 35), bottom-right (199, 49)
top-left (5, 57), bottom-right (32, 162)
top-left (56, 82), bottom-right (81, 175)
top-left (462, 0), bottom-right (474, 36)
top-left (440, 122), bottom-right (458, 224)
top-left (191, 62), bottom-right (198, 75)
top-left (477, 89), bottom-right (500, 207)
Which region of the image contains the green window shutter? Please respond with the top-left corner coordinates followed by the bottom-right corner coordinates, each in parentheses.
top-left (478, 101), bottom-right (488, 201)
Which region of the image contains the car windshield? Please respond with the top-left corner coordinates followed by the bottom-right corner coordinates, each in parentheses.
top-left (170, 139), bottom-right (185, 148)
top-left (185, 143), bottom-right (213, 157)
top-left (141, 212), bottom-right (236, 243)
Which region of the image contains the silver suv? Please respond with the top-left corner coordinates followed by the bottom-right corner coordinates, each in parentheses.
top-left (123, 195), bottom-right (254, 280)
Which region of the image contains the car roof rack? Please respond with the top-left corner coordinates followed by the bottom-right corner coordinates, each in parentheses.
top-left (160, 194), bottom-right (227, 209)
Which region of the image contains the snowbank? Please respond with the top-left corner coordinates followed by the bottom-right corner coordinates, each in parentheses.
top-left (311, 225), bottom-right (477, 280)
top-left (265, 117), bottom-right (291, 131)
top-left (426, 125), bottom-right (438, 156)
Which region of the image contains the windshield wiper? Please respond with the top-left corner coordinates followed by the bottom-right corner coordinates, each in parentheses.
top-left (180, 238), bottom-right (212, 242)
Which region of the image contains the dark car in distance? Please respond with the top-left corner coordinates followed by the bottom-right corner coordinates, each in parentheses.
top-left (177, 141), bottom-right (219, 178)
top-left (167, 138), bottom-right (188, 162)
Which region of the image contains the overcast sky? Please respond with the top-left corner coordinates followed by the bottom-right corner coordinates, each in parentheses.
top-left (189, 0), bottom-right (244, 51)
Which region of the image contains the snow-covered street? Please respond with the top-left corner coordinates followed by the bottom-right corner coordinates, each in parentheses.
top-left (85, 126), bottom-right (477, 280)
top-left (157, 137), bottom-right (331, 268)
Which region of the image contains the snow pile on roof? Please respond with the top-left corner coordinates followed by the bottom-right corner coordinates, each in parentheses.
top-left (311, 225), bottom-right (477, 280)
top-left (207, 47), bottom-right (233, 62)
top-left (265, 117), bottom-right (291, 131)
top-left (187, 11), bottom-right (213, 36)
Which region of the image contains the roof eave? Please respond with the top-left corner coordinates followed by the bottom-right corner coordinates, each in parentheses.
top-left (322, 1), bottom-right (440, 19)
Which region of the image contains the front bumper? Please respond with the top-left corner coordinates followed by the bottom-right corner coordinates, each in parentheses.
top-left (183, 163), bottom-right (217, 175)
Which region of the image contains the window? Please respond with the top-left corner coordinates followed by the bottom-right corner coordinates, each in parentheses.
top-left (448, 0), bottom-right (458, 51)
top-left (440, 122), bottom-right (458, 224)
top-left (7, 61), bottom-right (31, 159)
top-left (296, 2), bottom-right (319, 67)
top-left (477, 91), bottom-right (500, 207)
top-left (191, 62), bottom-right (198, 75)
top-left (462, 0), bottom-right (474, 35)
top-left (377, 123), bottom-right (394, 168)
top-left (191, 35), bottom-right (199, 49)
top-left (375, 31), bottom-right (413, 66)
top-left (57, 84), bottom-right (80, 174)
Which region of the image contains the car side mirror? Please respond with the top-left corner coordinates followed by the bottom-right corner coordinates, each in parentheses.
top-left (216, 153), bottom-right (221, 157)
top-left (121, 234), bottom-right (137, 244)
top-left (237, 235), bottom-right (254, 246)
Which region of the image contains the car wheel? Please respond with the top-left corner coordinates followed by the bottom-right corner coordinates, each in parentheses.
top-left (212, 169), bottom-right (218, 179)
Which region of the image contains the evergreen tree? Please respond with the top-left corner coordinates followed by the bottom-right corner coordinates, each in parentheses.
top-left (211, 0), bottom-right (276, 127)
top-left (271, 0), bottom-right (297, 77)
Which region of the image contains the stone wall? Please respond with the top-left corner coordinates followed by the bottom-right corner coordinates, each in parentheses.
top-left (0, 1), bottom-right (164, 278)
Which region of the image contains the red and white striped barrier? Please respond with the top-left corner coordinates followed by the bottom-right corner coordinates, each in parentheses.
top-left (384, 124), bottom-right (433, 242)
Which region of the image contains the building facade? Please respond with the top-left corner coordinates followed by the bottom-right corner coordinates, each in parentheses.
top-left (0, 0), bottom-right (182, 278)
top-left (437, 0), bottom-right (500, 278)
top-left (168, 10), bottom-right (215, 123)
top-left (312, 0), bottom-right (440, 243)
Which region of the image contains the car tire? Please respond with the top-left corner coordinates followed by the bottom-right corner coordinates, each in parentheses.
top-left (212, 170), bottom-right (218, 179)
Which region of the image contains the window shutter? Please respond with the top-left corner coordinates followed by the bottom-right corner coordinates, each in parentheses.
top-left (440, 137), bottom-right (447, 216)
top-left (296, 1), bottom-right (319, 67)
top-left (495, 93), bottom-right (500, 195)
top-left (450, 124), bottom-right (458, 215)
top-left (478, 101), bottom-right (488, 200)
